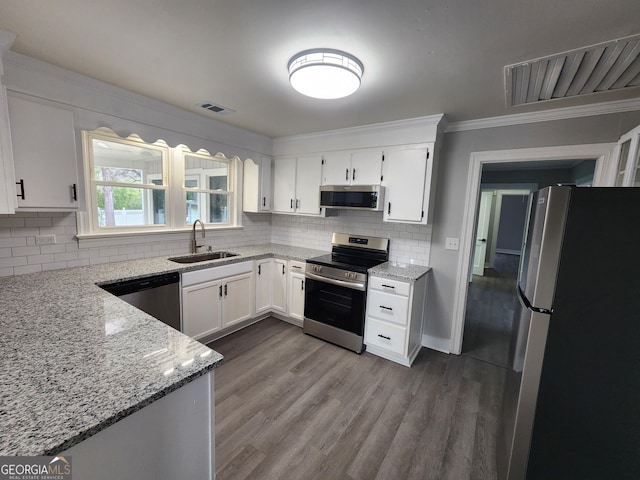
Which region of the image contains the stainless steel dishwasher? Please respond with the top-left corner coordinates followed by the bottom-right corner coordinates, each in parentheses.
top-left (101, 272), bottom-right (181, 331)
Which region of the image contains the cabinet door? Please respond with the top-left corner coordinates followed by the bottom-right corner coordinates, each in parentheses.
top-left (295, 155), bottom-right (323, 215)
top-left (223, 272), bottom-right (254, 327)
top-left (8, 95), bottom-right (79, 210)
top-left (255, 259), bottom-right (273, 315)
top-left (259, 155), bottom-right (272, 211)
top-left (322, 151), bottom-right (352, 185)
top-left (273, 156), bottom-right (297, 213)
top-left (350, 148), bottom-right (383, 185)
top-left (288, 272), bottom-right (305, 322)
top-left (182, 280), bottom-right (222, 339)
top-left (272, 259), bottom-right (287, 313)
top-left (382, 146), bottom-right (429, 223)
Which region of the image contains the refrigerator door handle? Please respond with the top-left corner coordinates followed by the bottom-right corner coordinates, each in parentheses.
top-left (518, 285), bottom-right (552, 314)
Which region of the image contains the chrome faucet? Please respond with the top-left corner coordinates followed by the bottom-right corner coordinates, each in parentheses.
top-left (191, 219), bottom-right (205, 253)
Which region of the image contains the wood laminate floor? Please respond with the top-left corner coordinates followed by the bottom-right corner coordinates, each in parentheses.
top-left (209, 318), bottom-right (505, 480)
top-left (462, 254), bottom-right (519, 368)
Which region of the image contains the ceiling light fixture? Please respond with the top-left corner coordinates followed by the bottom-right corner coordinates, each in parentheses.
top-left (288, 49), bottom-right (364, 99)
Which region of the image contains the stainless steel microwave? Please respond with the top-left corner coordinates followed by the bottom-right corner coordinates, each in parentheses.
top-left (319, 185), bottom-right (384, 211)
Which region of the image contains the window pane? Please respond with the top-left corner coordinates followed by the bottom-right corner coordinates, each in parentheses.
top-left (209, 193), bottom-right (229, 223)
top-left (96, 186), bottom-right (165, 227)
top-left (92, 139), bottom-right (164, 184)
top-left (184, 155), bottom-right (229, 190)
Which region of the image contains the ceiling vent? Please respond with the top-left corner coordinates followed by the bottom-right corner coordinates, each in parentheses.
top-left (199, 101), bottom-right (235, 115)
top-left (505, 33), bottom-right (640, 107)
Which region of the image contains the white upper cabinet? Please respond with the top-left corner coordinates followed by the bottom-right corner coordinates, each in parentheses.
top-left (273, 155), bottom-right (324, 215)
top-left (322, 148), bottom-right (383, 186)
top-left (8, 94), bottom-right (79, 210)
top-left (243, 155), bottom-right (272, 212)
top-left (382, 144), bottom-right (434, 224)
top-left (614, 124), bottom-right (640, 187)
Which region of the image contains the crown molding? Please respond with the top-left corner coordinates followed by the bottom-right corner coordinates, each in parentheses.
top-left (274, 113), bottom-right (445, 145)
top-left (445, 97), bottom-right (640, 133)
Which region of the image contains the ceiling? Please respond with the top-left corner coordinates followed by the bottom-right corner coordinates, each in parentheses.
top-left (1, 0), bottom-right (639, 138)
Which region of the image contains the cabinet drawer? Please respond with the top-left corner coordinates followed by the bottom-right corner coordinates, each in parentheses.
top-left (369, 276), bottom-right (410, 296)
top-left (365, 318), bottom-right (406, 355)
top-left (367, 290), bottom-right (409, 326)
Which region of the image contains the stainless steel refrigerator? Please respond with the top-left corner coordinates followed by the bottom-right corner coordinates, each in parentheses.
top-left (498, 186), bottom-right (640, 480)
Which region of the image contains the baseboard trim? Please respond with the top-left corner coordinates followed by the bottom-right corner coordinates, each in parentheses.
top-left (421, 334), bottom-right (452, 354)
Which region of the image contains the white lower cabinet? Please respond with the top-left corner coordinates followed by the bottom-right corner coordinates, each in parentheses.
top-left (287, 260), bottom-right (305, 324)
top-left (182, 261), bottom-right (254, 340)
top-left (255, 258), bottom-right (287, 316)
top-left (365, 273), bottom-right (429, 367)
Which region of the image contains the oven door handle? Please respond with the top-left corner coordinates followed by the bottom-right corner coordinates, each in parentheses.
top-left (305, 271), bottom-right (366, 292)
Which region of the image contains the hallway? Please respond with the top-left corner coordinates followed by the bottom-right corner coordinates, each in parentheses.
top-left (462, 253), bottom-right (519, 368)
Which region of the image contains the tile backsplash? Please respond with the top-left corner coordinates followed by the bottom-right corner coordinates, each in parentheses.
top-left (272, 210), bottom-right (431, 266)
top-left (0, 209), bottom-right (431, 277)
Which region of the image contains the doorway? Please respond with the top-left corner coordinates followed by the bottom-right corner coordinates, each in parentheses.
top-left (451, 143), bottom-right (616, 362)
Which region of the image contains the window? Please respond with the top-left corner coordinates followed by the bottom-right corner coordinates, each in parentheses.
top-left (184, 152), bottom-right (231, 224)
top-left (83, 129), bottom-right (239, 235)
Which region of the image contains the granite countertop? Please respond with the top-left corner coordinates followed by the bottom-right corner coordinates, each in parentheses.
top-left (0, 243), bottom-right (327, 457)
top-left (369, 262), bottom-right (432, 281)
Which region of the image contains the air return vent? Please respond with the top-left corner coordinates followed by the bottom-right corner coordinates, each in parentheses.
top-left (199, 101), bottom-right (235, 114)
top-left (505, 33), bottom-right (640, 107)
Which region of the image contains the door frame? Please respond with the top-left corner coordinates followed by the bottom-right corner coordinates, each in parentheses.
top-left (449, 143), bottom-right (616, 355)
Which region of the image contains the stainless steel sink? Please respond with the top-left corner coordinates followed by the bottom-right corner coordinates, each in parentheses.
top-left (168, 251), bottom-right (238, 264)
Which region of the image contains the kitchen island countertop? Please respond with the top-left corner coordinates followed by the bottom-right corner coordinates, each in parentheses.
top-left (0, 243), bottom-right (327, 457)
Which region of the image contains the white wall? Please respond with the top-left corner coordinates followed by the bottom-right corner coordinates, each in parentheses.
top-left (427, 111), bottom-right (640, 349)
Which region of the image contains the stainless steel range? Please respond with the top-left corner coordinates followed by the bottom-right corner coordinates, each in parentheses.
top-left (303, 233), bottom-right (389, 353)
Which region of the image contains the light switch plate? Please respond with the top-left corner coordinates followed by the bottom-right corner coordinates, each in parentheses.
top-left (36, 235), bottom-right (56, 245)
top-left (445, 237), bottom-right (459, 251)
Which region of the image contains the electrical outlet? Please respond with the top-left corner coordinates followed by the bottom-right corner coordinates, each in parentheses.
top-left (445, 237), bottom-right (459, 251)
top-left (36, 235), bottom-right (56, 245)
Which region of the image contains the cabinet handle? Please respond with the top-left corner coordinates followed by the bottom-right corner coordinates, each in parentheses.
top-left (387, 202), bottom-right (391, 215)
top-left (282, 264), bottom-right (286, 275)
top-left (219, 285), bottom-right (223, 298)
top-left (301, 280), bottom-right (304, 291)
top-left (258, 264), bottom-right (261, 275)
top-left (381, 284), bottom-right (395, 289)
top-left (262, 196), bottom-right (266, 207)
top-left (378, 334), bottom-right (391, 340)
top-left (380, 305), bottom-right (393, 311)
top-left (16, 179), bottom-right (25, 200)
top-left (292, 265), bottom-right (301, 270)
top-left (345, 168), bottom-right (349, 181)
top-left (352, 168), bottom-right (356, 181)
top-left (296, 199), bottom-right (300, 209)
top-left (71, 183), bottom-right (77, 201)
top-left (290, 199), bottom-right (294, 209)
top-left (224, 284), bottom-right (228, 296)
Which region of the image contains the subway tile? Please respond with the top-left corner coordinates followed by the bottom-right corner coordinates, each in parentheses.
top-left (12, 246), bottom-right (41, 257)
top-left (40, 244), bottom-right (67, 254)
top-left (0, 217), bottom-right (25, 228)
top-left (41, 262), bottom-right (67, 272)
top-left (54, 252), bottom-right (79, 262)
top-left (0, 237), bottom-right (27, 248)
top-left (25, 217), bottom-right (52, 227)
top-left (0, 257), bottom-right (27, 268)
top-left (28, 254), bottom-right (55, 264)
top-left (66, 259), bottom-right (90, 268)
top-left (0, 267), bottom-right (14, 277)
top-left (14, 264), bottom-right (42, 275)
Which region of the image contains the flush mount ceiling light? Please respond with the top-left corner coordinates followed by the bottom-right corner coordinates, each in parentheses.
top-left (288, 49), bottom-right (364, 99)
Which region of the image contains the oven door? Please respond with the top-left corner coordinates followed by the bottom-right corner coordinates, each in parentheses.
top-left (304, 273), bottom-right (366, 335)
